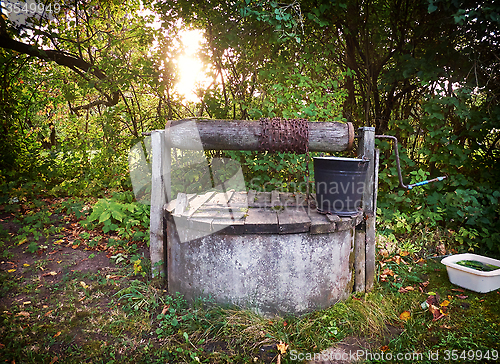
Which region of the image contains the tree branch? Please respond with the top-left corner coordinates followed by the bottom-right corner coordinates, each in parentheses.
top-left (0, 27), bottom-right (119, 111)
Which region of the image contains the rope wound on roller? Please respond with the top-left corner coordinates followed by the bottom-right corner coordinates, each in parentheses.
top-left (259, 117), bottom-right (309, 154)
top-left (259, 117), bottom-right (312, 201)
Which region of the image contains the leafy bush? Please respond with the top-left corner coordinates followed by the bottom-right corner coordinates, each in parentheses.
top-left (376, 90), bottom-right (500, 258)
top-left (82, 191), bottom-right (150, 245)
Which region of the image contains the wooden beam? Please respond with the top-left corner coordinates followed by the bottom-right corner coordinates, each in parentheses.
top-left (165, 119), bottom-right (354, 152)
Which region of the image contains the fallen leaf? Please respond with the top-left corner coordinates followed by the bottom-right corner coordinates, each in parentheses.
top-left (44, 310), bottom-right (53, 317)
top-left (23, 263), bottom-right (30, 267)
top-left (16, 311), bottom-right (30, 317)
top-left (23, 301), bottom-right (31, 305)
top-left (404, 286), bottom-right (414, 291)
top-left (426, 294), bottom-right (439, 307)
top-left (380, 345), bottom-right (389, 352)
top-left (456, 295), bottom-right (468, 299)
top-left (451, 288), bottom-right (464, 292)
top-left (429, 304), bottom-right (446, 321)
top-left (382, 268), bottom-right (394, 276)
top-left (398, 287), bottom-right (409, 293)
top-left (49, 356), bottom-right (58, 364)
top-left (420, 281), bottom-right (430, 288)
top-left (53, 331), bottom-right (61, 338)
top-left (7, 269), bottom-right (16, 273)
top-left (379, 249), bottom-right (389, 258)
top-left (42, 271), bottom-right (58, 277)
top-left (80, 281), bottom-right (89, 289)
top-left (276, 341), bottom-right (289, 355)
top-left (399, 311), bottom-right (411, 321)
top-left (440, 300), bottom-right (450, 307)
top-left (400, 251), bottom-right (409, 257)
top-left (161, 305), bottom-right (170, 315)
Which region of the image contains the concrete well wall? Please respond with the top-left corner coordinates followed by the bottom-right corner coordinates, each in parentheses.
top-left (166, 220), bottom-right (355, 316)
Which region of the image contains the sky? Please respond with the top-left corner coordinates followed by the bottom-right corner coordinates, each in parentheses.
top-left (174, 29), bottom-right (211, 102)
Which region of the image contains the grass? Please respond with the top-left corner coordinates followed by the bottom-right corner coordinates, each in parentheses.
top-left (0, 197), bottom-right (499, 363)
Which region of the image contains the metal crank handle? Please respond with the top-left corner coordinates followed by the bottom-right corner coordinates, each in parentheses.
top-left (407, 176), bottom-right (447, 190)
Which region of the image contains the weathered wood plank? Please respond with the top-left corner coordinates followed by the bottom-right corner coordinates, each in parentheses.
top-left (173, 193), bottom-right (188, 216)
top-left (326, 214), bottom-right (340, 224)
top-left (247, 190), bottom-right (257, 206)
top-left (353, 211), bottom-right (364, 227)
top-left (296, 193), bottom-right (308, 207)
top-left (250, 191), bottom-right (271, 208)
top-left (278, 209), bottom-right (311, 234)
top-left (164, 200), bottom-right (176, 213)
top-left (187, 216), bottom-right (213, 232)
top-left (149, 130), bottom-right (167, 278)
top-left (183, 191), bottom-right (217, 217)
top-left (280, 193), bottom-right (296, 207)
top-left (337, 216), bottom-right (354, 231)
top-left (166, 119), bottom-right (354, 152)
top-left (190, 208), bottom-right (232, 219)
top-left (308, 210), bottom-right (334, 234)
top-left (228, 190), bottom-right (246, 204)
top-left (210, 191), bottom-right (233, 206)
top-left (357, 127), bottom-right (376, 292)
top-left (366, 148), bottom-right (379, 291)
top-left (212, 218), bottom-right (246, 235)
top-left (271, 190), bottom-right (281, 207)
top-left (354, 229), bottom-right (366, 292)
top-left (244, 209), bottom-right (278, 234)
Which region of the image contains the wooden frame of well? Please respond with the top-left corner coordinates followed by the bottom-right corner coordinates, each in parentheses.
top-left (148, 119), bottom-right (378, 315)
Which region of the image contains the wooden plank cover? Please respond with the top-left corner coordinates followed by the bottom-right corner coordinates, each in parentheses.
top-left (244, 208), bottom-right (278, 234)
top-left (166, 191), bottom-right (364, 235)
top-left (183, 191), bottom-right (216, 217)
top-left (308, 210), bottom-right (334, 234)
top-left (278, 209), bottom-right (311, 234)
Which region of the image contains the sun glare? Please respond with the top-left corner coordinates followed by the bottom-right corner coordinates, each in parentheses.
top-left (175, 29), bottom-right (210, 102)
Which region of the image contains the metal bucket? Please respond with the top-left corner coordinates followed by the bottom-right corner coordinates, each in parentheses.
top-left (314, 157), bottom-right (368, 216)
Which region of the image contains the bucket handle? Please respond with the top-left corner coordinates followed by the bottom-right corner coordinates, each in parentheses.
top-left (374, 135), bottom-right (447, 190)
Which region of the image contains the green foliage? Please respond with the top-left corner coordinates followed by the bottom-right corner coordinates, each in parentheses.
top-left (12, 204), bottom-right (62, 254)
top-left (376, 86), bottom-right (500, 257)
top-left (83, 191), bottom-right (150, 245)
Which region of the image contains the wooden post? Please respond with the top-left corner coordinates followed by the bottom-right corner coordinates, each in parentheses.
top-left (357, 127), bottom-right (376, 291)
top-left (354, 227), bottom-right (366, 292)
top-left (150, 130), bottom-right (169, 279)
